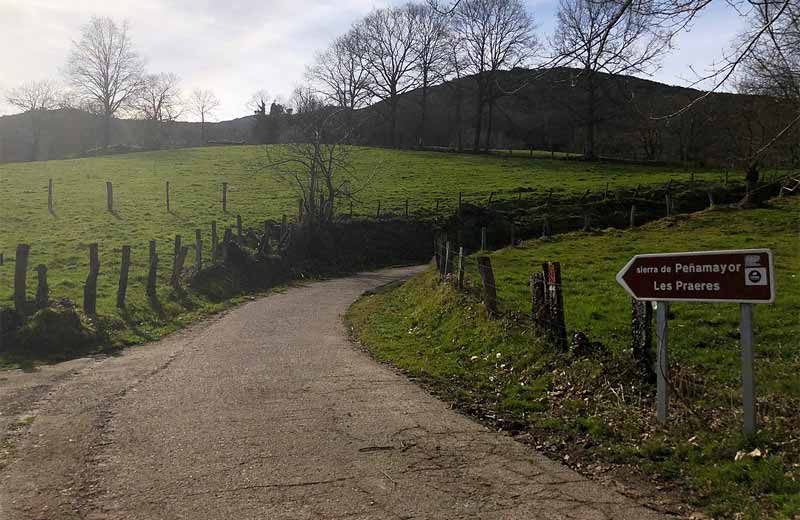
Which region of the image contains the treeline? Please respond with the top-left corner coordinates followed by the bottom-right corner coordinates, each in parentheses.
top-left (3, 0), bottom-right (797, 170)
top-left (295, 0), bottom-right (798, 168)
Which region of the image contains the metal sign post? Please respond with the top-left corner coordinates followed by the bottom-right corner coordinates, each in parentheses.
top-left (655, 301), bottom-right (669, 423)
top-left (616, 249), bottom-right (775, 433)
top-left (740, 303), bottom-right (756, 434)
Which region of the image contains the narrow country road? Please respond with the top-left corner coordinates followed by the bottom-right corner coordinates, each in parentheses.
top-left (0, 266), bottom-right (667, 519)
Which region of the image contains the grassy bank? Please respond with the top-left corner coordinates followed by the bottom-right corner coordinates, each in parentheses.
top-left (348, 197), bottom-right (800, 519)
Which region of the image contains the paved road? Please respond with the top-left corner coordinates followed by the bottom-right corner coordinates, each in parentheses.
top-left (0, 266), bottom-right (667, 519)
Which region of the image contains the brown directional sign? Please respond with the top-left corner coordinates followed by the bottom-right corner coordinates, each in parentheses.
top-left (617, 249), bottom-right (775, 303)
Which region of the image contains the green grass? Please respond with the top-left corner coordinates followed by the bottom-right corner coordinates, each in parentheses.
top-left (461, 198), bottom-right (800, 398)
top-left (0, 145), bottom-right (737, 363)
top-left (348, 197), bottom-right (800, 519)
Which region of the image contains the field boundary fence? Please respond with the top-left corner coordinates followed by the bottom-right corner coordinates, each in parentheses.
top-left (1, 171), bottom-right (795, 329)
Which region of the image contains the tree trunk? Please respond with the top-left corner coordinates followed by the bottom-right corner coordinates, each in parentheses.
top-left (585, 74), bottom-right (597, 160)
top-left (419, 70), bottom-right (429, 147)
top-left (741, 162), bottom-right (761, 206)
top-left (455, 88), bottom-right (463, 152)
top-left (485, 99), bottom-right (494, 152)
top-left (390, 96), bottom-right (398, 148)
top-left (30, 112), bottom-right (41, 162)
top-left (473, 90), bottom-right (484, 152)
top-left (102, 111), bottom-right (111, 150)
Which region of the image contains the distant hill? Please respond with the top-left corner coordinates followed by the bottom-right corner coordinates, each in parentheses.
top-left (1, 67), bottom-right (797, 167)
top-left (353, 67), bottom-right (798, 168)
top-left (0, 109), bottom-right (255, 163)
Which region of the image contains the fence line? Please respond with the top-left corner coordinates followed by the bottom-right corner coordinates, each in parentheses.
top-left (2, 175), bottom-right (793, 321)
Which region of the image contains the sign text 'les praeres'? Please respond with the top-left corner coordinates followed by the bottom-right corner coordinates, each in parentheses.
top-left (616, 249), bottom-right (775, 304)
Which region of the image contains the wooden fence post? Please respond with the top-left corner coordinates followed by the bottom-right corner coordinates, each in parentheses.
top-left (14, 244), bottom-right (30, 313)
top-left (146, 240), bottom-right (157, 298)
top-left (434, 236), bottom-right (443, 275)
top-left (166, 181), bottom-right (171, 212)
top-left (583, 213), bottom-right (591, 231)
top-left (171, 235), bottom-right (182, 287)
top-left (195, 229), bottom-right (202, 271)
top-left (117, 245), bottom-right (131, 308)
top-left (106, 181), bottom-right (113, 212)
top-left (480, 227), bottom-right (487, 251)
top-left (457, 247), bottom-right (465, 290)
top-left (630, 205), bottom-right (637, 228)
top-left (665, 192), bottom-right (672, 217)
top-left (477, 256), bottom-right (498, 316)
top-left (544, 262), bottom-right (567, 348)
top-left (172, 246), bottom-right (188, 289)
top-left (260, 221), bottom-right (270, 256)
top-left (35, 264), bottom-right (48, 309)
top-left (222, 182), bottom-right (228, 212)
top-left (83, 243), bottom-right (99, 315)
top-left (211, 221), bottom-right (218, 262)
top-left (236, 215), bottom-right (243, 244)
top-left (444, 241), bottom-right (451, 276)
top-left (708, 191), bottom-right (716, 208)
top-left (631, 298), bottom-right (655, 383)
top-left (530, 272), bottom-right (545, 334)
top-left (541, 216), bottom-right (550, 238)
top-left (48, 179), bottom-right (53, 214)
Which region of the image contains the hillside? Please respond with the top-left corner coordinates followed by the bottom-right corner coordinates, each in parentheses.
top-left (356, 67), bottom-right (799, 168)
top-left (0, 109), bottom-right (254, 163)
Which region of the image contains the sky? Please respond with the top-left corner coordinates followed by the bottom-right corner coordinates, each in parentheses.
top-left (0, 0), bottom-right (747, 121)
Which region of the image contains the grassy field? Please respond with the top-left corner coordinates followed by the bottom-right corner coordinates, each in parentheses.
top-left (348, 197), bottom-right (800, 519)
top-left (0, 145), bottom-right (736, 361)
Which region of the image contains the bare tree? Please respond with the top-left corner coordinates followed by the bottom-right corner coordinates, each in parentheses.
top-left (737, 0), bottom-right (799, 175)
top-left (452, 0), bottom-right (536, 152)
top-left (6, 80), bottom-right (59, 113)
top-left (5, 80), bottom-right (61, 161)
top-left (247, 90), bottom-right (271, 114)
top-left (265, 86), bottom-right (363, 225)
top-left (411, 3), bottom-right (451, 146)
top-left (552, 0), bottom-right (667, 160)
top-left (135, 73), bottom-right (182, 148)
top-left (563, 0), bottom-right (797, 185)
top-left (361, 5), bottom-right (421, 147)
top-left (189, 89), bottom-right (220, 143)
top-left (444, 34), bottom-right (468, 150)
top-left (308, 29), bottom-right (372, 113)
top-left (65, 17), bottom-right (145, 149)
top-left (136, 73), bottom-right (182, 121)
